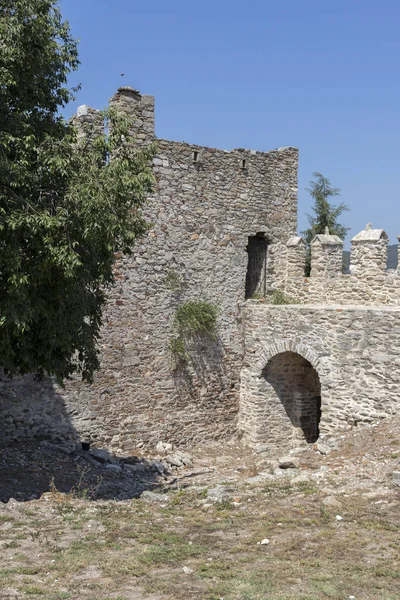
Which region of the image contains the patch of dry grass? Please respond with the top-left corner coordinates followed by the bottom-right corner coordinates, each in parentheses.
top-left (0, 483), bottom-right (399, 600)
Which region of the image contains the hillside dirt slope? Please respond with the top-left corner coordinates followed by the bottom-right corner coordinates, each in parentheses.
top-left (0, 416), bottom-right (399, 600)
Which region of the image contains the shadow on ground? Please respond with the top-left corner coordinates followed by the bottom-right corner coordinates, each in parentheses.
top-left (0, 440), bottom-right (165, 503)
top-left (0, 372), bottom-right (170, 503)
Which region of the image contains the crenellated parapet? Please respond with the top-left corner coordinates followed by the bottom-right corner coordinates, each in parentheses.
top-left (398, 236), bottom-right (400, 272)
top-left (109, 86), bottom-right (155, 146)
top-left (349, 224), bottom-right (388, 276)
top-left (282, 223), bottom-right (400, 306)
top-left (71, 104), bottom-right (104, 142)
top-left (286, 236), bottom-right (306, 278)
top-left (72, 86), bottom-right (156, 148)
top-left (310, 228), bottom-right (343, 278)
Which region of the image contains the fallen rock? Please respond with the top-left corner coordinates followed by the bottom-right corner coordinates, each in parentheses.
top-left (165, 454), bottom-right (183, 468)
top-left (152, 460), bottom-right (167, 475)
top-left (323, 496), bottom-right (343, 509)
top-left (316, 437), bottom-right (339, 455)
top-left (91, 449), bottom-right (112, 463)
top-left (392, 471), bottom-right (400, 486)
top-left (124, 463), bottom-right (146, 473)
top-left (104, 464), bottom-right (122, 474)
top-left (141, 491), bottom-right (169, 503)
top-left (279, 457), bottom-right (300, 470)
top-left (164, 451), bottom-right (193, 468)
top-left (156, 441), bottom-right (174, 454)
top-left (6, 497), bottom-right (19, 506)
top-left (182, 566), bottom-right (194, 575)
top-left (177, 451), bottom-right (193, 467)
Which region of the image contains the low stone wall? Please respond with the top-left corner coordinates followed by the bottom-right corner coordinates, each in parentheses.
top-left (284, 273), bottom-right (400, 306)
top-left (282, 226), bottom-right (400, 306)
top-left (239, 303), bottom-right (400, 450)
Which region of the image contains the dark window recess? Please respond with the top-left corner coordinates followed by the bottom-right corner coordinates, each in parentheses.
top-left (241, 159), bottom-right (246, 169)
top-left (192, 150), bottom-right (199, 162)
top-left (245, 233), bottom-right (268, 299)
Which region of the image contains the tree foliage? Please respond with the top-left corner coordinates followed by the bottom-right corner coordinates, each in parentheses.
top-left (0, 1), bottom-right (155, 382)
top-left (301, 172), bottom-right (349, 275)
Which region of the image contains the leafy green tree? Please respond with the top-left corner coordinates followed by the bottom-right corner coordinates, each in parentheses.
top-left (301, 172), bottom-right (349, 275)
top-left (0, 1), bottom-right (155, 382)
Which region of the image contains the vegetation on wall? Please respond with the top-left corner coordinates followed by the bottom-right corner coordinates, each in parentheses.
top-left (164, 269), bottom-right (184, 292)
top-left (270, 290), bottom-right (299, 305)
top-left (0, 1), bottom-right (155, 382)
top-left (174, 300), bottom-right (219, 337)
top-left (169, 300), bottom-right (219, 364)
top-left (302, 173), bottom-right (350, 276)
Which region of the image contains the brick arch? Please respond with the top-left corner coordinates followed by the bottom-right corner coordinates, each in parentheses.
top-left (261, 351), bottom-right (322, 443)
top-left (254, 340), bottom-right (332, 389)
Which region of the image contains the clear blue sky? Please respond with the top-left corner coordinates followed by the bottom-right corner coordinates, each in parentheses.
top-left (61, 0), bottom-right (400, 246)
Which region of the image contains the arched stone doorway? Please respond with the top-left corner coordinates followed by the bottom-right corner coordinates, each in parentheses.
top-left (262, 351), bottom-right (321, 444)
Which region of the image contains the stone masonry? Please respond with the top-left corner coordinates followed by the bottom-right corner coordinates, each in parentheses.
top-left (0, 86), bottom-right (398, 452)
top-left (0, 86), bottom-right (298, 450)
top-left (284, 225), bottom-right (400, 306)
top-left (239, 223), bottom-right (400, 450)
top-left (239, 304), bottom-right (400, 451)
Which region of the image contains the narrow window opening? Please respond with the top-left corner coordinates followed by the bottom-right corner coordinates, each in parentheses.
top-left (241, 159), bottom-right (246, 169)
top-left (245, 233), bottom-right (268, 299)
top-left (192, 150), bottom-right (199, 162)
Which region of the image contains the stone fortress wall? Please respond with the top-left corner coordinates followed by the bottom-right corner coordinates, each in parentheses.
top-left (0, 85), bottom-right (398, 453)
top-left (283, 226), bottom-right (400, 305)
top-left (239, 303), bottom-right (400, 451)
top-left (0, 86), bottom-right (299, 449)
top-left (239, 225), bottom-right (400, 451)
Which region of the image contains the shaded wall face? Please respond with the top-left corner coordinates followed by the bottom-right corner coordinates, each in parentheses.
top-left (262, 352), bottom-right (321, 443)
top-left (0, 143), bottom-right (298, 449)
top-left (240, 304), bottom-right (400, 449)
top-left (0, 375), bottom-right (80, 444)
top-left (245, 234), bottom-right (268, 299)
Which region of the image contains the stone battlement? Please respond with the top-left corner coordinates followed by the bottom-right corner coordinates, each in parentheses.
top-left (74, 86), bottom-right (297, 165)
top-left (1, 85), bottom-right (398, 454)
top-left (281, 224), bottom-right (400, 306)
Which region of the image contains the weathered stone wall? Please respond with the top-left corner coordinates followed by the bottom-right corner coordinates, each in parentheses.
top-left (281, 227), bottom-right (400, 306)
top-left (310, 235), bottom-right (343, 278)
top-left (5, 90), bottom-right (398, 454)
top-left (240, 303), bottom-right (400, 451)
top-left (284, 270), bottom-right (400, 306)
top-left (286, 237), bottom-right (306, 278)
top-left (110, 86), bottom-right (155, 145)
top-left (0, 375), bottom-right (80, 444)
top-left (350, 229), bottom-right (388, 276)
top-left (0, 87), bottom-right (299, 450)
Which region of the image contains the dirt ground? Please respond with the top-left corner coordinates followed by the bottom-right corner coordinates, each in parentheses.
top-left (0, 417), bottom-right (399, 600)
